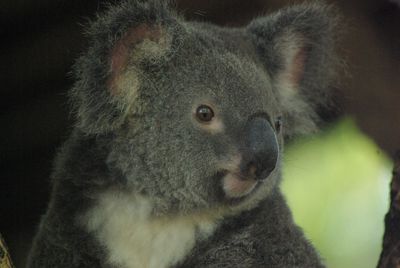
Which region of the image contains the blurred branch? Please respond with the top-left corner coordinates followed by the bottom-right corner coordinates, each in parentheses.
top-left (0, 233), bottom-right (14, 268)
top-left (378, 151), bottom-right (400, 268)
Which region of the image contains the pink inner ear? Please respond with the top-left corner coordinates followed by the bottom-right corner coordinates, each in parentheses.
top-left (107, 24), bottom-right (162, 94)
top-left (288, 47), bottom-right (307, 89)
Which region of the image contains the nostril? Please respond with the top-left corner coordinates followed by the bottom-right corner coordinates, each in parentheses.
top-left (241, 157), bottom-right (276, 181)
top-left (253, 157), bottom-right (270, 179)
top-left (238, 160), bottom-right (258, 180)
top-left (242, 160), bottom-right (271, 179)
top-left (248, 162), bottom-right (257, 178)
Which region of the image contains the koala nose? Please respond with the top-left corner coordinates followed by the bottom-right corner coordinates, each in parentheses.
top-left (241, 116), bottom-right (279, 180)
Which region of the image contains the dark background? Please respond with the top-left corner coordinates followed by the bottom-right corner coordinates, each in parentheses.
top-left (1, 0), bottom-right (399, 266)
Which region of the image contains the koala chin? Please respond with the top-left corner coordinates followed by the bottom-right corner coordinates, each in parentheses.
top-left (27, 1), bottom-right (339, 267)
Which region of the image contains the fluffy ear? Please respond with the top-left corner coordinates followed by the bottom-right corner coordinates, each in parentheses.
top-left (70, 0), bottom-right (180, 134)
top-left (247, 3), bottom-right (339, 139)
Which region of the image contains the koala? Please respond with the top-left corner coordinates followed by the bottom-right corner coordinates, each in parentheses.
top-left (27, 1), bottom-right (339, 267)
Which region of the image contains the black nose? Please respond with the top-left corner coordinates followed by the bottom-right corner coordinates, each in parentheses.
top-left (241, 116), bottom-right (279, 180)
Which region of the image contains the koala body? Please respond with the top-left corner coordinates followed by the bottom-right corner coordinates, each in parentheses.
top-left (27, 1), bottom-right (338, 267)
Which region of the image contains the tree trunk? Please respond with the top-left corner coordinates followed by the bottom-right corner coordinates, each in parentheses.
top-left (0, 233), bottom-right (14, 268)
top-left (378, 152), bottom-right (400, 268)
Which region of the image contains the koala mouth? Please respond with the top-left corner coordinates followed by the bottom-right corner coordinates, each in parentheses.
top-left (220, 171), bottom-right (260, 200)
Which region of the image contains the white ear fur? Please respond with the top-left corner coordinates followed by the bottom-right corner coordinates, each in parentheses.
top-left (274, 33), bottom-right (307, 96)
top-left (108, 24), bottom-right (171, 96)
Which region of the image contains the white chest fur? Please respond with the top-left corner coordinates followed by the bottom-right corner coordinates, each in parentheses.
top-left (82, 191), bottom-right (218, 268)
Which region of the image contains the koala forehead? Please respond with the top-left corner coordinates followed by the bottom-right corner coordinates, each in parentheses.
top-left (137, 22), bottom-right (279, 125)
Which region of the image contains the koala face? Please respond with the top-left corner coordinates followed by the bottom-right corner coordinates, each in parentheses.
top-left (71, 1), bottom-right (338, 215)
top-left (109, 28), bottom-right (283, 213)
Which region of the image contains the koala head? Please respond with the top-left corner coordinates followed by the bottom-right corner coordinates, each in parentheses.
top-left (70, 1), bottom-right (338, 216)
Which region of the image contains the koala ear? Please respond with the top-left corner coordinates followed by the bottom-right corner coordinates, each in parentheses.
top-left (70, 0), bottom-right (180, 134)
top-left (247, 3), bottom-right (339, 139)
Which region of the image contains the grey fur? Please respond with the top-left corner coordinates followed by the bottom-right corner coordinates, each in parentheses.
top-left (27, 1), bottom-right (338, 267)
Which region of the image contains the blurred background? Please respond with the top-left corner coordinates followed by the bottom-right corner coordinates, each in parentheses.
top-left (0, 0), bottom-right (399, 267)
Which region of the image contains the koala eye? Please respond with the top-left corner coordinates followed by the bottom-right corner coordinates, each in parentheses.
top-left (275, 116), bottom-right (283, 133)
top-left (196, 105), bottom-right (214, 122)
